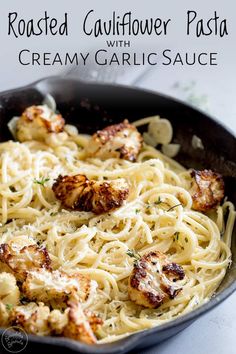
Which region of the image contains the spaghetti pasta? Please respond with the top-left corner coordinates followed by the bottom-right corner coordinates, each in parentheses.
top-left (0, 112), bottom-right (235, 343)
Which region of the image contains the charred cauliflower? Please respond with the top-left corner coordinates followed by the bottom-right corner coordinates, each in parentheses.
top-left (0, 244), bottom-right (51, 281)
top-left (85, 309), bottom-right (103, 334)
top-left (22, 269), bottom-right (93, 304)
top-left (86, 120), bottom-right (143, 162)
top-left (9, 302), bottom-right (51, 336)
top-left (15, 105), bottom-right (65, 142)
top-left (63, 300), bottom-right (97, 344)
top-left (48, 309), bottom-right (69, 335)
top-left (0, 272), bottom-right (20, 306)
top-left (128, 251), bottom-right (185, 308)
top-left (0, 271), bottom-right (102, 343)
top-left (0, 302), bottom-right (10, 326)
top-left (189, 169), bottom-right (224, 212)
top-left (52, 174), bottom-right (129, 214)
top-left (7, 301), bottom-right (102, 343)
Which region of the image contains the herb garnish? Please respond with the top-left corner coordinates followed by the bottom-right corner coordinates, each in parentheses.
top-left (6, 304), bottom-right (13, 311)
top-left (20, 295), bottom-right (28, 305)
top-left (174, 232), bottom-right (180, 241)
top-left (167, 203), bottom-right (182, 212)
top-left (126, 249), bottom-right (141, 266)
top-left (33, 177), bottom-right (50, 186)
top-left (154, 197), bottom-right (162, 205)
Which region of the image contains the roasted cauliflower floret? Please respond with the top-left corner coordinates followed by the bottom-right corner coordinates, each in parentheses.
top-left (86, 120), bottom-right (143, 162)
top-left (8, 301), bottom-right (102, 343)
top-left (47, 305), bottom-right (102, 341)
top-left (85, 310), bottom-right (103, 334)
top-left (15, 104), bottom-right (65, 142)
top-left (48, 309), bottom-right (69, 335)
top-left (0, 302), bottom-right (10, 326)
top-left (9, 302), bottom-right (51, 336)
top-left (63, 300), bottom-right (98, 344)
top-left (190, 169), bottom-right (224, 212)
top-left (128, 251), bottom-right (185, 308)
top-left (0, 272), bottom-right (20, 306)
top-left (0, 244), bottom-right (51, 282)
top-left (22, 269), bottom-right (93, 304)
top-left (52, 174), bottom-right (129, 214)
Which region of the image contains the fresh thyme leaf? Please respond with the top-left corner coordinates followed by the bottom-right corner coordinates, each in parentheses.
top-left (126, 249), bottom-right (141, 262)
top-left (167, 203), bottom-right (182, 212)
top-left (6, 304), bottom-right (13, 311)
top-left (154, 197), bottom-right (162, 205)
top-left (135, 209), bottom-right (140, 214)
top-left (50, 212), bottom-right (58, 216)
top-left (126, 249), bottom-right (136, 258)
top-left (174, 232), bottom-right (180, 241)
top-left (20, 295), bottom-right (28, 305)
top-left (185, 237), bottom-right (188, 243)
top-left (33, 177), bottom-right (50, 186)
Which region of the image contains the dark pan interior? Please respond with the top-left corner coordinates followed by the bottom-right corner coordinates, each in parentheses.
top-left (0, 77), bottom-right (235, 354)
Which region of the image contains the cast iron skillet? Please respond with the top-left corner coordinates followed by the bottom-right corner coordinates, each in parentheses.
top-left (0, 77), bottom-right (235, 354)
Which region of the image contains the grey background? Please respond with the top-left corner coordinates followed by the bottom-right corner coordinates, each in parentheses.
top-left (0, 1), bottom-right (235, 354)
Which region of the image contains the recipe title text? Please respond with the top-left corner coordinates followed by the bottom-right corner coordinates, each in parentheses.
top-left (6, 10), bottom-right (229, 67)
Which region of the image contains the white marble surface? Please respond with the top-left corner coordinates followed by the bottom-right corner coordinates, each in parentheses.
top-left (139, 292), bottom-right (236, 354)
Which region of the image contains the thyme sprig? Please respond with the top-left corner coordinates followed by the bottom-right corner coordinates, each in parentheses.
top-left (6, 304), bottom-right (13, 311)
top-left (167, 203), bottom-right (182, 212)
top-left (126, 249), bottom-right (141, 266)
top-left (33, 177), bottom-right (50, 186)
top-left (154, 197), bottom-right (162, 205)
top-left (173, 232), bottom-right (180, 241)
